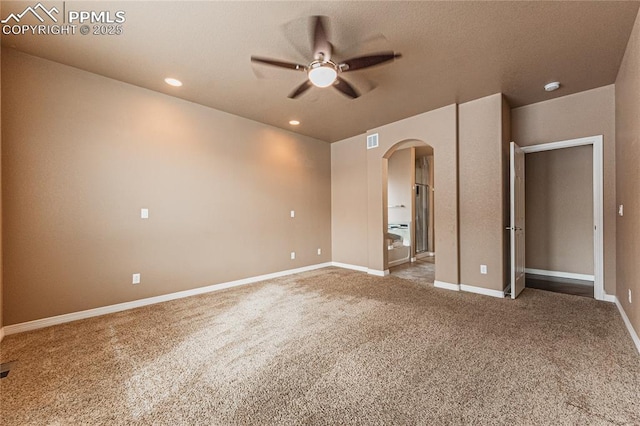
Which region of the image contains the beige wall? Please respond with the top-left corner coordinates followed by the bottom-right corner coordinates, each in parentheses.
top-left (367, 105), bottom-right (458, 283)
top-left (388, 148), bottom-right (412, 224)
top-left (525, 146), bottom-right (594, 275)
top-left (0, 46), bottom-right (3, 336)
top-left (2, 49), bottom-right (331, 325)
top-left (501, 97), bottom-right (511, 292)
top-left (511, 85), bottom-right (616, 295)
top-left (331, 135), bottom-right (368, 268)
top-left (615, 9), bottom-right (640, 338)
top-left (458, 94), bottom-right (509, 291)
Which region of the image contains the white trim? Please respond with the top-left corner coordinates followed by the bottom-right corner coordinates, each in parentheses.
top-left (330, 262), bottom-right (368, 273)
top-left (520, 135), bottom-right (604, 301)
top-left (415, 252), bottom-right (434, 260)
top-left (434, 280), bottom-right (460, 291)
top-left (367, 269), bottom-right (389, 277)
top-left (602, 293), bottom-right (617, 303)
top-left (388, 258), bottom-right (409, 267)
top-left (460, 284), bottom-right (505, 299)
top-left (519, 135), bottom-right (599, 153)
top-left (614, 297), bottom-right (640, 355)
top-left (3, 262), bottom-right (333, 336)
top-left (525, 268), bottom-right (595, 282)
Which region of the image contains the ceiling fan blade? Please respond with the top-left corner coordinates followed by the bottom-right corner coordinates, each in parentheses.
top-left (333, 77), bottom-right (359, 99)
top-left (288, 80), bottom-right (313, 99)
top-left (311, 16), bottom-right (332, 61)
top-left (251, 56), bottom-right (306, 71)
top-left (340, 52), bottom-right (401, 72)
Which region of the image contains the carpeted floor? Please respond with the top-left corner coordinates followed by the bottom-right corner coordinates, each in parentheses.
top-left (1, 267), bottom-right (639, 425)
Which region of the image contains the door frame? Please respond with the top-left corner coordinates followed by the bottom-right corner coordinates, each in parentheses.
top-left (520, 135), bottom-right (604, 301)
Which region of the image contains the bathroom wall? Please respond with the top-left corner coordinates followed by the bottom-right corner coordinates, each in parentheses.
top-left (387, 148), bottom-right (413, 225)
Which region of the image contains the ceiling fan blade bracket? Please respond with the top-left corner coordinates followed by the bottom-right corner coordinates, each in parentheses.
top-left (251, 56), bottom-right (307, 71)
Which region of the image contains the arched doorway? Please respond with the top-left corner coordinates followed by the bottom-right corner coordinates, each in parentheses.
top-left (383, 140), bottom-right (435, 282)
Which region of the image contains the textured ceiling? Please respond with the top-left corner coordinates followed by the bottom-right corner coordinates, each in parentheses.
top-left (2, 1), bottom-right (639, 142)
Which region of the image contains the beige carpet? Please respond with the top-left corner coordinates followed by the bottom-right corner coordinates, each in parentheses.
top-left (1, 267), bottom-right (639, 425)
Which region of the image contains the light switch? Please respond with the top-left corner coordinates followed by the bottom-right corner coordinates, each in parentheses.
top-left (141, 208), bottom-right (149, 219)
top-left (619, 205), bottom-right (624, 217)
top-left (480, 265), bottom-right (488, 274)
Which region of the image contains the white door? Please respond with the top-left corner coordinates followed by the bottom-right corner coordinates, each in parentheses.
top-left (510, 142), bottom-right (526, 299)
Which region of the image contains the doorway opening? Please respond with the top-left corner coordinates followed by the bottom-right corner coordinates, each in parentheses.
top-left (511, 136), bottom-right (604, 300)
top-left (385, 142), bottom-right (435, 282)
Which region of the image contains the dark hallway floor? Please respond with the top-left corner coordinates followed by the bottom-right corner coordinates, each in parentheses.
top-left (525, 274), bottom-right (594, 298)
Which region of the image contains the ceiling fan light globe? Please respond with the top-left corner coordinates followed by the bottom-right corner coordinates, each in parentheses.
top-left (308, 65), bottom-right (338, 88)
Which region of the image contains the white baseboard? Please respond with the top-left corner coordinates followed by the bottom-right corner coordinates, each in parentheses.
top-left (613, 297), bottom-right (640, 355)
top-left (3, 262), bottom-right (333, 336)
top-left (388, 258), bottom-right (409, 267)
top-left (525, 268), bottom-right (594, 282)
top-left (602, 293), bottom-right (617, 303)
top-left (368, 269), bottom-right (389, 277)
top-left (434, 280), bottom-right (460, 291)
top-left (330, 262), bottom-right (368, 273)
top-left (460, 284), bottom-right (505, 299)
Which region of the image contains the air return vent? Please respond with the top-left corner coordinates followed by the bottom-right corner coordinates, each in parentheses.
top-left (367, 133), bottom-right (379, 149)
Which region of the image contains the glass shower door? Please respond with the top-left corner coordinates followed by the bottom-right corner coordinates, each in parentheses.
top-left (415, 184), bottom-right (429, 254)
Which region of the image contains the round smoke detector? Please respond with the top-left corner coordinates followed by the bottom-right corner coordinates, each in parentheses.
top-left (544, 82), bottom-right (560, 92)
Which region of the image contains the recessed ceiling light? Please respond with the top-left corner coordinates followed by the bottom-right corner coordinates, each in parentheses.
top-left (289, 120), bottom-right (300, 126)
top-left (544, 81), bottom-right (560, 92)
top-left (164, 77), bottom-right (183, 87)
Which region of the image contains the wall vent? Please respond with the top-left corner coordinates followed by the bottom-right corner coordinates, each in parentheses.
top-left (367, 133), bottom-right (379, 149)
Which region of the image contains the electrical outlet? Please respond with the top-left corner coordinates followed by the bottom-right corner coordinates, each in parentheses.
top-left (480, 265), bottom-right (488, 274)
top-left (629, 289), bottom-right (632, 304)
top-left (141, 208), bottom-right (149, 219)
top-left (132, 273), bottom-right (141, 284)
top-left (290, 210), bottom-right (295, 218)
top-left (317, 248), bottom-right (322, 255)
top-left (290, 252), bottom-right (296, 260)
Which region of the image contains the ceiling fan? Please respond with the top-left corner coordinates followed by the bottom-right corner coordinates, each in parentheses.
top-left (251, 16), bottom-right (402, 99)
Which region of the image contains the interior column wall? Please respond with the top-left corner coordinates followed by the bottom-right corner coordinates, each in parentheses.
top-left (331, 135), bottom-right (368, 268)
top-left (458, 94), bottom-right (509, 292)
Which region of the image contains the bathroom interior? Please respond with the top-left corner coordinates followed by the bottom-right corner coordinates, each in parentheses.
top-left (387, 145), bottom-right (435, 277)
